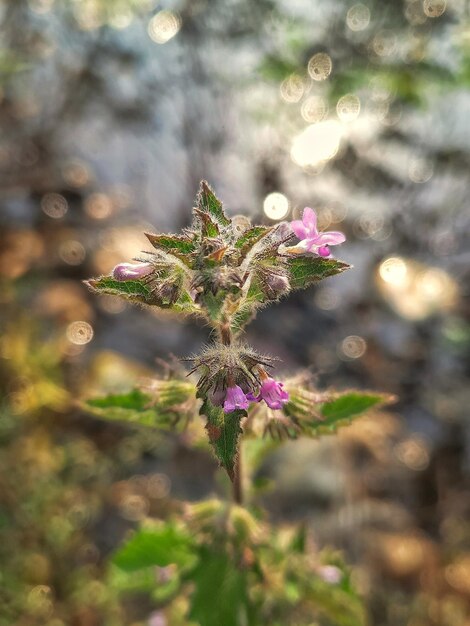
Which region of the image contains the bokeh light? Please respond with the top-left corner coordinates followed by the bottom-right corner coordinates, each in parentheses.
top-left (301, 95), bottom-right (329, 123)
top-left (423, 0), bottom-right (446, 18)
top-left (336, 94), bottom-right (361, 122)
top-left (291, 121), bottom-right (343, 167)
top-left (263, 192), bottom-right (289, 220)
top-left (377, 257), bottom-right (458, 320)
top-left (148, 10), bottom-right (181, 44)
top-left (66, 321), bottom-right (94, 345)
top-left (307, 53), bottom-right (332, 81)
top-left (41, 193), bottom-right (68, 219)
top-left (346, 4), bottom-right (371, 31)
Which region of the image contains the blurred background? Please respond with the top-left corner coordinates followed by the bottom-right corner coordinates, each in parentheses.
top-left (1, 0), bottom-right (469, 624)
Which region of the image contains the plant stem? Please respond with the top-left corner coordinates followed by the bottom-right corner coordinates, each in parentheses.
top-left (232, 445), bottom-right (243, 505)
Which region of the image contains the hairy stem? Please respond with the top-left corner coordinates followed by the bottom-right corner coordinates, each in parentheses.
top-left (232, 446), bottom-right (243, 504)
top-left (220, 321), bottom-right (232, 346)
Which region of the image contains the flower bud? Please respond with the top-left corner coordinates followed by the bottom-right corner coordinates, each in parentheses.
top-left (258, 267), bottom-right (290, 299)
top-left (112, 262), bottom-right (153, 281)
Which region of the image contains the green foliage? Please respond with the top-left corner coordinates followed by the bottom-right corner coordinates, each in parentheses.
top-left (85, 274), bottom-right (199, 315)
top-left (280, 388), bottom-right (394, 439)
top-left (187, 547), bottom-right (255, 626)
top-left (287, 257), bottom-right (351, 290)
top-left (321, 391), bottom-right (390, 424)
top-left (112, 508), bottom-right (367, 626)
top-left (200, 398), bottom-right (245, 480)
top-left (113, 523), bottom-right (195, 571)
top-left (235, 225), bottom-right (272, 254)
top-left (84, 382), bottom-right (196, 430)
top-left (145, 232), bottom-right (197, 258)
top-left (197, 180), bottom-right (231, 227)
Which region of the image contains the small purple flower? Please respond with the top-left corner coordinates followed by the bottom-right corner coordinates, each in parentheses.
top-left (223, 385), bottom-right (250, 413)
top-left (257, 377), bottom-right (289, 410)
top-left (290, 207), bottom-right (345, 257)
top-left (112, 262), bottom-right (153, 281)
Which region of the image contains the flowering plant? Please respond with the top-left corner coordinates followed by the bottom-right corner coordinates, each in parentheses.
top-left (85, 182), bottom-right (393, 625)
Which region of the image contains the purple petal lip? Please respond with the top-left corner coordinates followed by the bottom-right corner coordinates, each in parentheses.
top-left (223, 385), bottom-right (249, 413)
top-left (259, 378), bottom-right (289, 410)
top-left (112, 262), bottom-right (153, 281)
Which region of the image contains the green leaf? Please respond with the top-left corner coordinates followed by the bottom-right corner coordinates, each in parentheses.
top-left (145, 232), bottom-right (197, 256)
top-left (320, 391), bottom-right (392, 424)
top-left (200, 291), bottom-right (225, 323)
top-left (85, 275), bottom-right (200, 315)
top-left (197, 180), bottom-right (231, 227)
top-left (85, 276), bottom-right (152, 303)
top-left (113, 523), bottom-right (195, 571)
top-left (282, 389), bottom-right (395, 439)
top-left (304, 579), bottom-right (366, 626)
top-left (287, 257), bottom-right (351, 290)
top-left (200, 398), bottom-right (245, 480)
top-left (235, 226), bottom-right (272, 255)
top-left (187, 547), bottom-right (255, 626)
top-left (84, 383), bottom-right (196, 430)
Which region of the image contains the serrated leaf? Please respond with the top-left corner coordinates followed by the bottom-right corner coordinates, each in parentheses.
top-left (84, 384), bottom-right (196, 430)
top-left (85, 276), bottom-right (152, 303)
top-left (85, 275), bottom-right (200, 315)
top-left (193, 207), bottom-right (220, 238)
top-left (282, 389), bottom-right (394, 439)
top-left (235, 226), bottom-right (272, 255)
top-left (145, 232), bottom-right (197, 256)
top-left (287, 257), bottom-right (351, 290)
top-left (197, 180), bottom-right (231, 227)
top-left (187, 547), bottom-right (255, 626)
top-left (200, 398), bottom-right (245, 480)
top-left (113, 524), bottom-right (195, 571)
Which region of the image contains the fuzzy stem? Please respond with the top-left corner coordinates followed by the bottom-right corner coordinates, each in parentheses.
top-left (232, 446), bottom-right (243, 505)
top-left (220, 321), bottom-right (232, 346)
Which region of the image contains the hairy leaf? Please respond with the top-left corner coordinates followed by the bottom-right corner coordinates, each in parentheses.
top-left (287, 256), bottom-right (351, 290)
top-left (282, 389), bottom-right (395, 439)
top-left (85, 276), bottom-right (152, 303)
top-left (197, 180), bottom-right (231, 227)
top-left (145, 232), bottom-right (197, 256)
top-left (200, 398), bottom-right (245, 480)
top-left (84, 384), bottom-right (196, 430)
top-left (85, 275), bottom-right (200, 315)
top-left (235, 225), bottom-right (272, 255)
top-left (113, 523), bottom-right (195, 571)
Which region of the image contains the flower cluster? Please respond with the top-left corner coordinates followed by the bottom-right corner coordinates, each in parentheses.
top-left (111, 207), bottom-right (346, 284)
top-left (222, 376), bottom-right (289, 413)
top-left (87, 183), bottom-right (349, 478)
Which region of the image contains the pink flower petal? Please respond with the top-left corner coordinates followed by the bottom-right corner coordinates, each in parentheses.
top-left (317, 231), bottom-right (346, 246)
top-left (290, 219), bottom-right (309, 240)
top-left (302, 207), bottom-right (318, 235)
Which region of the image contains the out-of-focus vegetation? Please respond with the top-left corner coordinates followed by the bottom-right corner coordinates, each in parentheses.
top-left (1, 0), bottom-right (469, 625)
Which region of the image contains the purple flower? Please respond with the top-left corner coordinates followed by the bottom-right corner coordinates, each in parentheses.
top-left (257, 377), bottom-right (289, 410)
top-left (290, 207), bottom-right (345, 257)
top-left (223, 385), bottom-right (250, 413)
top-left (112, 262), bottom-right (153, 281)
